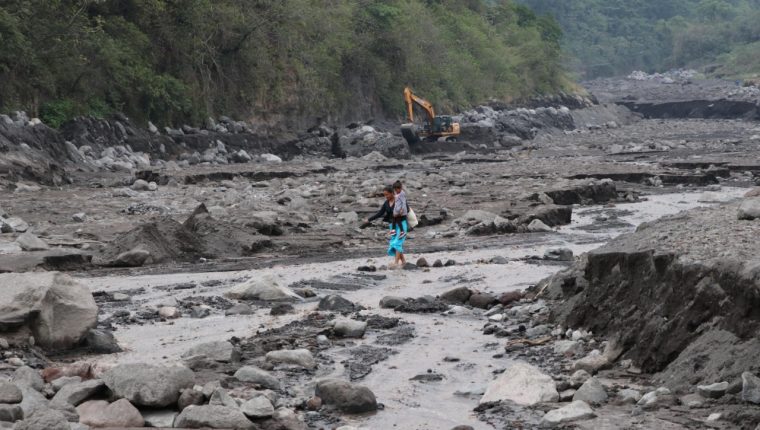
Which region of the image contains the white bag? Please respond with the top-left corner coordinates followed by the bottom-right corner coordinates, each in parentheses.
top-left (407, 208), bottom-right (419, 228)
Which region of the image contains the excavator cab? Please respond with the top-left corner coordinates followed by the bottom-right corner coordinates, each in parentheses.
top-left (401, 86), bottom-right (460, 144)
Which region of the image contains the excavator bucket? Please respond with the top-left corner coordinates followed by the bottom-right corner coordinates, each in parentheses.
top-left (401, 123), bottom-right (420, 145)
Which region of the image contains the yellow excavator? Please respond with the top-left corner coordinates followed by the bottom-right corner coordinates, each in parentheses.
top-left (401, 86), bottom-right (460, 144)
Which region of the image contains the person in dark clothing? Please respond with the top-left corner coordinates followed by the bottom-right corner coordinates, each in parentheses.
top-left (364, 185), bottom-right (395, 225)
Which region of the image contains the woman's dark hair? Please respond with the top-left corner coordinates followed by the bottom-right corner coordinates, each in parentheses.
top-left (383, 185), bottom-right (394, 194)
top-left (393, 180), bottom-right (403, 190)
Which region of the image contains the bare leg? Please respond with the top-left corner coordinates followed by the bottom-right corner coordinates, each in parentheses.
top-left (399, 253), bottom-right (406, 265)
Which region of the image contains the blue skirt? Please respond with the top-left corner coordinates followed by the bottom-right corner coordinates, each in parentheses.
top-left (387, 220), bottom-right (408, 256)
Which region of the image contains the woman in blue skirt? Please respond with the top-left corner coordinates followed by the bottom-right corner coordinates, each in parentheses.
top-left (388, 181), bottom-right (408, 268)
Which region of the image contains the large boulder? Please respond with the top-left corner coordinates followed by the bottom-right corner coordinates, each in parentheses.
top-left (76, 399), bottom-right (144, 428)
top-left (318, 295), bottom-right (356, 312)
top-left (234, 366), bottom-right (281, 390)
top-left (480, 361), bottom-right (558, 405)
top-left (174, 405), bottom-right (255, 429)
top-left (13, 409), bottom-right (70, 430)
top-left (16, 232), bottom-right (49, 251)
top-left (224, 275), bottom-right (301, 301)
top-left (101, 364), bottom-right (194, 407)
top-left (540, 400), bottom-right (595, 428)
top-left (439, 287), bottom-right (472, 304)
top-left (315, 379), bottom-right (378, 413)
top-left (333, 319), bottom-right (367, 338)
top-left (738, 198), bottom-right (760, 220)
top-left (572, 377), bottom-right (608, 405)
top-left (51, 379), bottom-right (105, 406)
top-left (182, 340), bottom-right (240, 365)
top-left (0, 382), bottom-right (22, 404)
top-left (335, 125), bottom-right (411, 159)
top-left (265, 349), bottom-right (316, 370)
top-left (0, 272), bottom-right (98, 350)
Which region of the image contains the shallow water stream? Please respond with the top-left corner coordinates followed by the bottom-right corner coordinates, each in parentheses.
top-left (76, 188), bottom-right (746, 429)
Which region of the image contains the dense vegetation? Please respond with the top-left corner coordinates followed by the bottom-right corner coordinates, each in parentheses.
top-left (518, 0), bottom-right (760, 78)
top-left (0, 0), bottom-right (567, 128)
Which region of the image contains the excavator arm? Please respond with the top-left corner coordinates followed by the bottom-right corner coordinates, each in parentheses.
top-left (404, 86), bottom-right (436, 124)
top-left (401, 86), bottom-right (459, 144)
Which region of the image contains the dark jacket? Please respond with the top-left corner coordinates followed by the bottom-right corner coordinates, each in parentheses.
top-left (368, 200), bottom-right (394, 223)
top-left (368, 200), bottom-right (410, 224)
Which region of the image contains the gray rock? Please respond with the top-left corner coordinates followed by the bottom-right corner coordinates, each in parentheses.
top-left (174, 405), bottom-right (255, 429)
top-left (5, 217), bottom-right (28, 233)
top-left (12, 367), bottom-right (44, 392)
top-left (480, 361), bottom-right (559, 405)
top-left (318, 295), bottom-right (356, 312)
top-left (182, 341), bottom-right (240, 365)
top-left (177, 389), bottom-right (205, 411)
top-left (544, 248), bottom-right (573, 261)
top-left (0, 382), bottom-right (22, 404)
top-left (142, 410), bottom-right (178, 428)
top-left (71, 213), bottom-right (86, 223)
top-left (51, 379), bottom-right (105, 406)
top-left (208, 388), bottom-right (237, 408)
top-left (540, 400), bottom-right (595, 428)
top-left (51, 376), bottom-right (81, 392)
top-left (241, 396), bottom-right (274, 418)
top-left (17, 384), bottom-right (48, 418)
top-left (315, 379), bottom-right (378, 413)
top-left (619, 389), bottom-right (642, 404)
top-left (742, 372), bottom-right (760, 404)
top-left (680, 393), bottom-right (705, 408)
top-left (379, 296), bottom-right (407, 309)
top-left (225, 303), bottom-right (254, 316)
top-left (573, 350), bottom-right (610, 374)
top-left (697, 381), bottom-right (729, 399)
top-left (637, 387), bottom-right (673, 410)
top-left (85, 329), bottom-right (121, 354)
top-left (336, 212), bottom-right (359, 223)
top-left (265, 349), bottom-right (316, 370)
top-left (12, 409), bottom-right (69, 430)
top-left (469, 293), bottom-right (497, 309)
top-left (440, 287), bottom-right (471, 304)
top-left (234, 366), bottom-right (281, 390)
top-left (0, 404), bottom-right (23, 422)
top-left (101, 364), bottom-right (194, 407)
top-left (0, 272), bottom-right (97, 350)
top-left (16, 232), bottom-right (49, 251)
top-left (76, 399), bottom-right (144, 428)
top-left (112, 247), bottom-right (150, 267)
top-left (559, 389), bottom-right (576, 402)
top-left (553, 340), bottom-right (582, 357)
top-left (333, 319), bottom-right (367, 338)
top-left (738, 198), bottom-right (760, 220)
top-left (568, 370), bottom-right (591, 388)
top-left (528, 219), bottom-right (553, 232)
top-left (224, 276), bottom-right (300, 301)
top-left (573, 378), bottom-right (607, 405)
top-left (131, 179), bottom-right (150, 191)
top-left (525, 324), bottom-right (551, 338)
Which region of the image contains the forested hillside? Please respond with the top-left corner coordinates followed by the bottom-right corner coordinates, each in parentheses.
top-left (0, 0), bottom-right (567, 128)
top-left (518, 0), bottom-right (760, 78)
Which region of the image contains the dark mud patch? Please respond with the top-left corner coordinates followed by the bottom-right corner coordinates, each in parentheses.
top-left (375, 325), bottom-right (415, 346)
top-left (98, 204), bottom-right (272, 265)
top-left (343, 345), bottom-right (397, 381)
top-left (238, 313), bottom-right (331, 358)
top-left (290, 273), bottom-right (386, 292)
top-left (394, 297), bottom-right (450, 313)
top-left (475, 401), bottom-right (543, 429)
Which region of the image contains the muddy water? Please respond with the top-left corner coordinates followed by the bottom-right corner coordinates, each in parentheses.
top-left (76, 188), bottom-right (746, 429)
